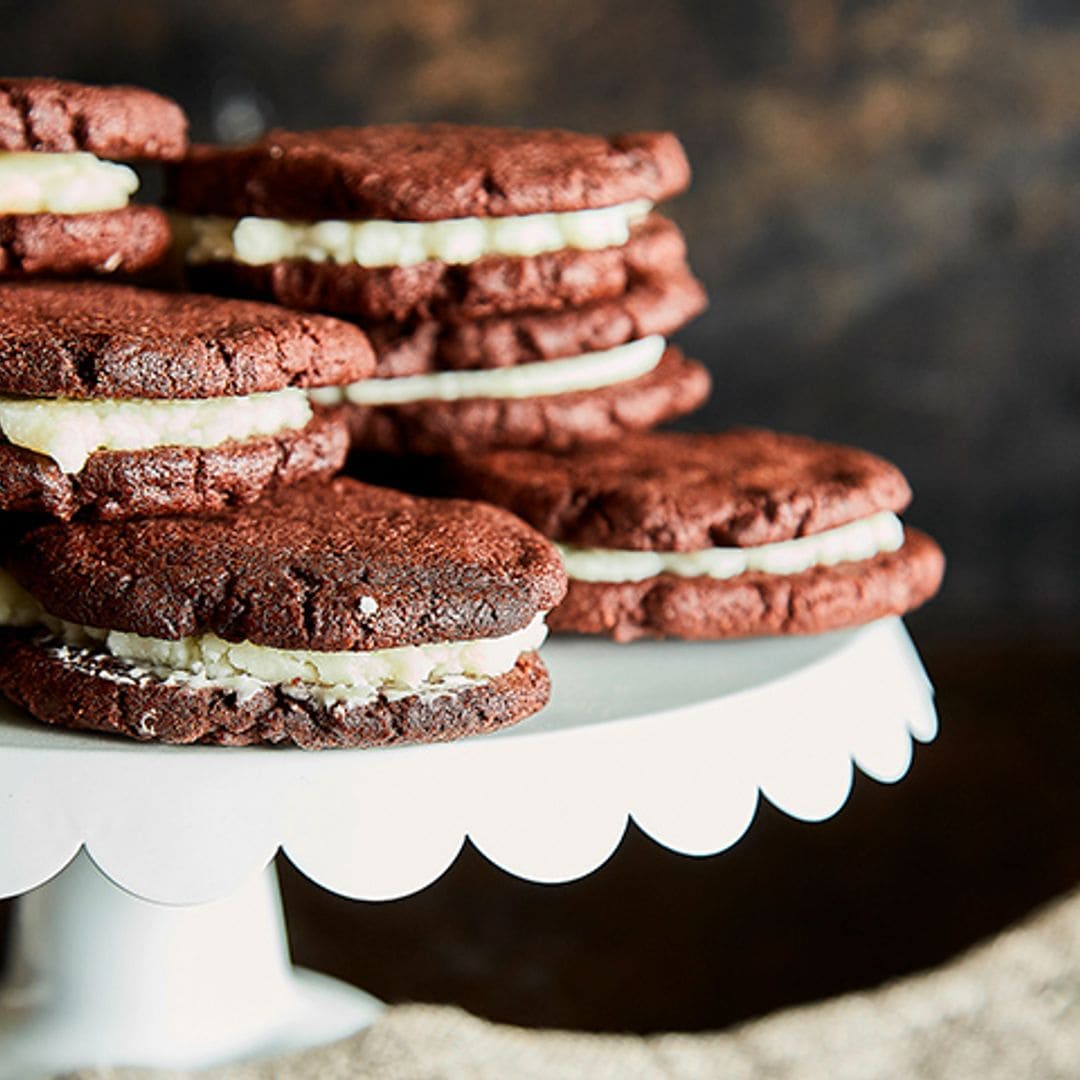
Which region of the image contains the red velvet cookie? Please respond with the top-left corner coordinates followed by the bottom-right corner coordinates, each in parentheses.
top-left (364, 265), bottom-right (706, 377)
top-left (170, 125), bottom-right (688, 221)
top-left (445, 429), bottom-right (945, 641)
top-left (0, 281), bottom-right (375, 519)
top-left (171, 125), bottom-right (691, 320)
top-left (171, 124), bottom-right (702, 453)
top-left (0, 411), bottom-right (348, 522)
top-left (0, 78), bottom-right (187, 159)
top-left (341, 346), bottom-right (711, 456)
top-left (184, 214), bottom-right (689, 324)
top-left (0, 77), bottom-right (188, 277)
top-left (0, 207), bottom-right (170, 276)
top-left (0, 478), bottom-right (566, 748)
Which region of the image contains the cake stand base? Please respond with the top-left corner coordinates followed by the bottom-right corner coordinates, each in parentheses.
top-left (0, 850), bottom-right (381, 1079)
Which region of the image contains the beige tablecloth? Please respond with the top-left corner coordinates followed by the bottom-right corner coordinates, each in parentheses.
top-left (64, 883), bottom-right (1080, 1079)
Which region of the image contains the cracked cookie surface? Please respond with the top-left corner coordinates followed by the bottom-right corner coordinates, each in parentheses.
top-left (444, 430), bottom-right (943, 639)
top-left (0, 281), bottom-right (375, 398)
top-left (446, 429), bottom-right (915, 550)
top-left (6, 476), bottom-right (567, 650)
top-left (0, 77), bottom-right (187, 159)
top-left (170, 124), bottom-right (689, 220)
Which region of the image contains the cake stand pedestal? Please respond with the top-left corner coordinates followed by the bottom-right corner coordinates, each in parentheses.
top-left (0, 617), bottom-right (937, 1078)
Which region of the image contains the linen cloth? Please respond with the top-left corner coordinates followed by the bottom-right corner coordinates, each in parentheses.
top-left (61, 883), bottom-right (1080, 1080)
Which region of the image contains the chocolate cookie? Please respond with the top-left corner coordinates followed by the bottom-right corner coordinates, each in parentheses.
top-left (0, 207), bottom-right (171, 276)
top-left (450, 429), bottom-right (912, 549)
top-left (0, 281), bottom-right (375, 519)
top-left (8, 478), bottom-right (566, 649)
top-left (0, 281), bottom-right (373, 399)
top-left (186, 214), bottom-right (689, 324)
top-left (0, 408), bottom-right (348, 521)
top-left (0, 78), bottom-right (187, 159)
top-left (368, 266), bottom-right (706, 377)
top-left (445, 429), bottom-right (944, 640)
top-left (0, 477), bottom-right (567, 747)
top-left (0, 639), bottom-right (550, 749)
top-left (342, 346), bottom-right (711, 456)
top-left (546, 530), bottom-right (944, 642)
top-left (170, 125), bottom-right (689, 220)
top-left (0, 77), bottom-right (187, 276)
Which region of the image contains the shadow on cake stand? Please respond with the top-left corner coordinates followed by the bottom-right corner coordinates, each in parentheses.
top-left (0, 618), bottom-right (937, 1077)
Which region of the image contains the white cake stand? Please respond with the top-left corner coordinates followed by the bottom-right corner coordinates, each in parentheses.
top-left (0, 617), bottom-right (936, 1078)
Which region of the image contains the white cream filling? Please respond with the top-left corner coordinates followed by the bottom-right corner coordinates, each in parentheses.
top-left (0, 388), bottom-right (313, 474)
top-left (557, 511), bottom-right (906, 583)
top-left (0, 152), bottom-right (139, 214)
top-left (183, 198), bottom-right (653, 269)
top-left (310, 335), bottom-right (666, 407)
top-left (0, 569), bottom-right (548, 706)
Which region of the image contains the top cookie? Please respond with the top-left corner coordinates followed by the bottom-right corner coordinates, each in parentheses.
top-left (0, 281), bottom-right (375, 399)
top-left (7, 477), bottom-right (567, 651)
top-left (447, 429), bottom-right (914, 551)
top-left (0, 77), bottom-right (187, 160)
top-left (170, 125), bottom-right (690, 220)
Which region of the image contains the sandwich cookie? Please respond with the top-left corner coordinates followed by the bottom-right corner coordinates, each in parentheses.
top-left (323, 252), bottom-right (708, 454)
top-left (365, 265), bottom-right (705, 378)
top-left (0, 478), bottom-right (567, 747)
top-left (0, 282), bottom-right (375, 520)
top-left (332, 343), bottom-right (710, 456)
top-left (170, 124), bottom-right (692, 322)
top-left (446, 429), bottom-right (945, 641)
top-left (0, 77), bottom-right (187, 276)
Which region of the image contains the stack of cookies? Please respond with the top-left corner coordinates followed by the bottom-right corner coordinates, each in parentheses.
top-left (168, 121), bottom-right (944, 645)
top-left (169, 126), bottom-right (710, 454)
top-left (0, 80), bottom-right (568, 748)
top-left (0, 78), bottom-right (944, 748)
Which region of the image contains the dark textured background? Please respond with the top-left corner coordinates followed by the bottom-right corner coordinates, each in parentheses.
top-left (2, 0), bottom-right (1077, 642)
top-left (0, 0), bottom-right (1077, 1035)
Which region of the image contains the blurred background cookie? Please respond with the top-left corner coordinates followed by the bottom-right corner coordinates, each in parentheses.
top-left (0, 77), bottom-right (186, 276)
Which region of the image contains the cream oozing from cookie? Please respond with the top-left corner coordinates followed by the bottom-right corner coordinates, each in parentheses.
top-left (182, 198), bottom-right (653, 268)
top-left (557, 511), bottom-right (906, 582)
top-left (0, 152), bottom-right (139, 214)
top-left (0, 388), bottom-right (314, 474)
top-left (0, 569), bottom-right (549, 706)
top-left (310, 335), bottom-right (666, 407)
